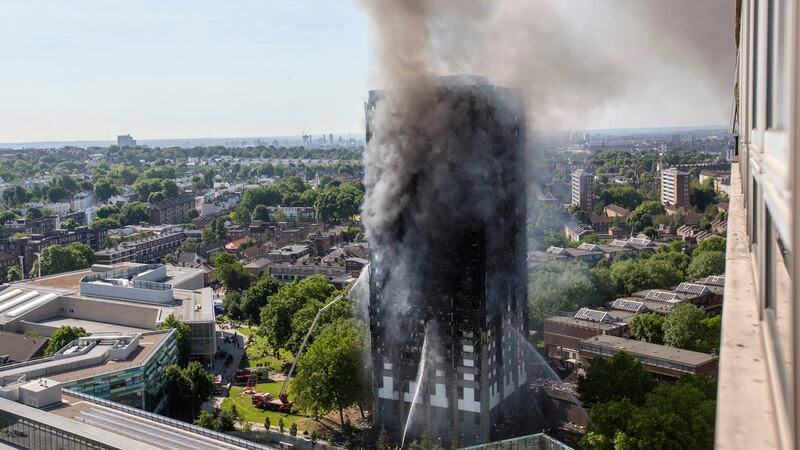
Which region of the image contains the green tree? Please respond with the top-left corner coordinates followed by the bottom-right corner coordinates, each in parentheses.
top-left (44, 326), bottom-right (90, 356)
top-left (148, 191), bottom-right (166, 203)
top-left (224, 292), bottom-right (243, 321)
top-left (213, 260), bottom-right (253, 292)
top-left (193, 411), bottom-right (219, 430)
top-left (0, 210), bottom-right (20, 225)
top-left (662, 303), bottom-right (707, 351)
top-left (259, 275), bottom-right (337, 350)
top-left (5, 265), bottom-right (23, 282)
top-left (582, 375), bottom-right (716, 450)
top-left (577, 352), bottom-right (655, 407)
top-left (609, 258), bottom-right (684, 297)
top-left (409, 433), bottom-right (445, 450)
top-left (241, 276), bottom-right (281, 325)
top-left (251, 204), bottom-right (270, 221)
top-left (118, 202), bottom-right (151, 225)
top-left (527, 260), bottom-right (602, 330)
top-left (187, 208), bottom-right (199, 221)
top-left (157, 314), bottom-right (191, 365)
top-left (290, 318), bottom-right (365, 425)
top-left (133, 178), bottom-right (165, 201)
top-left (598, 185), bottom-right (644, 210)
top-left (695, 236), bottom-right (726, 254)
top-left (161, 179), bottom-right (180, 198)
top-left (700, 315), bottom-right (722, 353)
top-left (90, 217), bottom-right (122, 229)
top-left (628, 313), bottom-right (665, 344)
top-left (626, 201), bottom-right (665, 230)
top-left (60, 218), bottom-right (80, 230)
top-left (31, 243), bottom-right (96, 276)
top-left (163, 364), bottom-right (194, 418)
top-left (314, 189), bottom-right (339, 222)
top-left (687, 250), bottom-right (726, 279)
top-left (690, 178), bottom-right (718, 211)
top-left (93, 178), bottom-right (120, 202)
top-left (96, 204), bottom-right (120, 219)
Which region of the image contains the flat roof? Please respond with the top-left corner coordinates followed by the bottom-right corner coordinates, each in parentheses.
top-left (0, 332), bottom-right (169, 384)
top-left (52, 394), bottom-right (269, 450)
top-left (0, 396), bottom-right (161, 450)
top-left (544, 315), bottom-right (624, 331)
top-left (581, 334), bottom-right (716, 366)
top-left (34, 317), bottom-right (149, 335)
top-left (49, 333), bottom-right (167, 382)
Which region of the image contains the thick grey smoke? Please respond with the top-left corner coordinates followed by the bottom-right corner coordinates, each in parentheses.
top-left (358, 0), bottom-right (735, 129)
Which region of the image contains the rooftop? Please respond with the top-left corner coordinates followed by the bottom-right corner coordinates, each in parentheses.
top-left (581, 334), bottom-right (716, 366)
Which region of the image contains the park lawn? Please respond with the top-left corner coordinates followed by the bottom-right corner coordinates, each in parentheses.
top-left (237, 329), bottom-right (294, 373)
top-left (220, 381), bottom-right (315, 432)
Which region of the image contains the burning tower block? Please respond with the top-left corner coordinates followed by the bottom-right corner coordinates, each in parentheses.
top-left (365, 76), bottom-right (528, 446)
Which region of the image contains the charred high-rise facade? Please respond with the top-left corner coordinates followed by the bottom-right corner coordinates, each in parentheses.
top-left (364, 76), bottom-right (528, 446)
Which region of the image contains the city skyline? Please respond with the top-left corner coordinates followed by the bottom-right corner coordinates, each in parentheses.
top-left (0, 0), bottom-right (734, 143)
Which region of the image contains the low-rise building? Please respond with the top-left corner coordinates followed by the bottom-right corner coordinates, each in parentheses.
top-left (95, 231), bottom-right (188, 265)
top-left (543, 308), bottom-right (628, 371)
top-left (0, 264), bottom-right (214, 367)
top-left (580, 334), bottom-right (718, 379)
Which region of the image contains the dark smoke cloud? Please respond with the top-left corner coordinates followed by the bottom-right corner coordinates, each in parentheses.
top-left (358, 0), bottom-right (735, 129)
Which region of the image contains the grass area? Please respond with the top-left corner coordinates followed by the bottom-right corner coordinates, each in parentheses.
top-left (235, 327), bottom-right (294, 373)
top-left (220, 381), bottom-right (315, 432)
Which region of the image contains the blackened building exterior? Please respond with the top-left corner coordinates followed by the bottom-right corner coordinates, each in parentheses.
top-left (366, 77), bottom-right (528, 446)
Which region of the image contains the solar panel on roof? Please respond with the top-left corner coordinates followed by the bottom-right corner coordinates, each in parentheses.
top-left (645, 290), bottom-right (680, 302)
top-left (574, 307), bottom-right (610, 323)
top-left (703, 275), bottom-right (725, 286)
top-left (611, 299), bottom-right (646, 313)
top-left (676, 283), bottom-right (710, 295)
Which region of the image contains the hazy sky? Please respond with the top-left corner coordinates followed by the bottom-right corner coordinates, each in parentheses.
top-left (0, 1), bottom-right (735, 143)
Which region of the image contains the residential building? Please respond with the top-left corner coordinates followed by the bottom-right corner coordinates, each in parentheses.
top-left (117, 134), bottom-right (136, 147)
top-left (660, 168), bottom-right (690, 207)
top-left (70, 192), bottom-right (97, 212)
top-left (580, 335), bottom-right (718, 380)
top-left (367, 79), bottom-right (528, 446)
top-left (563, 220), bottom-right (592, 242)
top-left (604, 204), bottom-right (630, 218)
top-left (94, 231), bottom-right (188, 265)
top-left (571, 169), bottom-right (594, 211)
top-left (716, 1), bottom-right (799, 447)
top-left (543, 308), bottom-right (627, 371)
top-left (149, 195), bottom-right (193, 225)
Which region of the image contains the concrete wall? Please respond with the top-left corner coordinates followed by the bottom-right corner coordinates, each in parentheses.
top-left (81, 281), bottom-right (173, 305)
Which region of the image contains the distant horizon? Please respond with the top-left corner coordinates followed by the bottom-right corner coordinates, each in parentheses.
top-left (0, 124), bottom-right (731, 150)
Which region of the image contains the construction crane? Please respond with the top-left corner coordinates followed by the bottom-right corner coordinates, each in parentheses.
top-left (279, 276), bottom-right (362, 397)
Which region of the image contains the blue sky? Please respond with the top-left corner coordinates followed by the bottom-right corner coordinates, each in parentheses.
top-left (0, 1), bottom-right (733, 143)
top-left (0, 1), bottom-right (371, 142)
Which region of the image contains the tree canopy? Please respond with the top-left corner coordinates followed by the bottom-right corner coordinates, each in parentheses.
top-left (157, 314), bottom-right (191, 365)
top-left (582, 375), bottom-right (716, 450)
top-left (687, 250), bottom-right (726, 279)
top-left (289, 318), bottom-right (366, 424)
top-left (259, 275), bottom-right (339, 351)
top-left (31, 243), bottom-right (95, 277)
top-left (45, 326), bottom-right (90, 356)
top-left (577, 352), bottom-right (656, 407)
